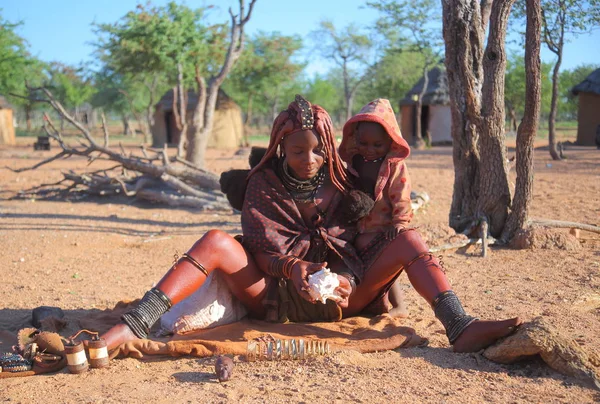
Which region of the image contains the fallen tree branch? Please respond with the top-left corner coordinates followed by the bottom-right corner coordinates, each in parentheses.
top-left (7, 86), bottom-right (225, 210)
top-left (429, 238), bottom-right (481, 253)
top-left (529, 219), bottom-right (600, 234)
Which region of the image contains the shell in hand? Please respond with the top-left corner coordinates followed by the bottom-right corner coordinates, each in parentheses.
top-left (307, 268), bottom-right (342, 304)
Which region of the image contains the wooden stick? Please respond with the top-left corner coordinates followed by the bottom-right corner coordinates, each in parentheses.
top-left (529, 219), bottom-right (600, 234)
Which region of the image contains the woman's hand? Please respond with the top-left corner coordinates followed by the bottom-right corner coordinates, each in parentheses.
top-left (290, 260), bottom-right (327, 303)
top-left (335, 275), bottom-right (353, 308)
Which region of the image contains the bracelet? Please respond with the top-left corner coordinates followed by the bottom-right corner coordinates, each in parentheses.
top-left (269, 255), bottom-right (301, 279)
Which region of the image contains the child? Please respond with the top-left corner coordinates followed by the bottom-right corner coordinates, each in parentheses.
top-left (340, 99), bottom-right (413, 318)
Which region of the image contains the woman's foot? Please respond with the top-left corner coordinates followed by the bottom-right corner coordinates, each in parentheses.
top-left (452, 317), bottom-right (523, 353)
top-left (102, 323), bottom-right (139, 351)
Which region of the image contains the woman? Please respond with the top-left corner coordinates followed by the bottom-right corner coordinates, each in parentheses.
top-left (102, 96), bottom-right (520, 353)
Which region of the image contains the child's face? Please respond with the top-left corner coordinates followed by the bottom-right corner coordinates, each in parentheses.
top-left (355, 122), bottom-right (392, 161)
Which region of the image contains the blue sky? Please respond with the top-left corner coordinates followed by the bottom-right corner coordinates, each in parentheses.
top-left (3, 0), bottom-right (599, 76)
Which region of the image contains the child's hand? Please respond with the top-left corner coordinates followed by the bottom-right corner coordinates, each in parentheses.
top-left (385, 226), bottom-right (405, 240)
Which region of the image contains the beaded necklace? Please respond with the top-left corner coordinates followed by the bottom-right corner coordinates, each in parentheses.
top-left (278, 158), bottom-right (325, 204)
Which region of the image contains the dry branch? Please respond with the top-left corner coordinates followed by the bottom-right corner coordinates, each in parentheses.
top-left (529, 219), bottom-right (600, 235)
top-left (8, 86), bottom-right (228, 211)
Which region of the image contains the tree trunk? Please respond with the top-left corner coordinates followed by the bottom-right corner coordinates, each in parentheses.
top-left (25, 105), bottom-right (32, 132)
top-left (502, 0), bottom-right (542, 242)
top-left (476, 0), bottom-right (514, 237)
top-left (342, 58), bottom-right (353, 121)
top-left (175, 63), bottom-right (188, 158)
top-left (184, 0), bottom-right (256, 168)
top-left (443, 0), bottom-right (516, 238)
top-left (121, 114), bottom-right (133, 135)
top-left (144, 75), bottom-right (159, 145)
top-left (271, 95), bottom-right (280, 122)
top-left (413, 64), bottom-right (429, 149)
top-left (187, 81), bottom-right (218, 168)
top-left (245, 92), bottom-right (253, 126)
top-left (443, 0), bottom-right (485, 234)
top-left (548, 47), bottom-right (562, 160)
top-left (509, 107), bottom-right (517, 132)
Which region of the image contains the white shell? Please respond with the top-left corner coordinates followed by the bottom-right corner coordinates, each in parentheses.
top-left (307, 268), bottom-right (342, 304)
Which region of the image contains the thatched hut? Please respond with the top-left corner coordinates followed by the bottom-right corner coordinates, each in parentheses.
top-left (152, 89), bottom-right (244, 149)
top-left (571, 68), bottom-right (600, 146)
top-left (0, 96), bottom-right (16, 146)
top-left (399, 67), bottom-right (452, 145)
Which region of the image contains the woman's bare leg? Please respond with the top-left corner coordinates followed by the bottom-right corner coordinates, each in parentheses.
top-left (102, 230), bottom-right (270, 350)
top-left (345, 229), bottom-right (521, 352)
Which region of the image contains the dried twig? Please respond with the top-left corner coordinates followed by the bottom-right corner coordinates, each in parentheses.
top-left (529, 219), bottom-right (600, 235)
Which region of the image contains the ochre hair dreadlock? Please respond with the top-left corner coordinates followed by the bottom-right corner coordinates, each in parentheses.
top-left (248, 95), bottom-right (351, 193)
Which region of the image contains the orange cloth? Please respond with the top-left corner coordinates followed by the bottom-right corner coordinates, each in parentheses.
top-left (340, 99), bottom-right (413, 233)
top-left (0, 301), bottom-right (424, 363)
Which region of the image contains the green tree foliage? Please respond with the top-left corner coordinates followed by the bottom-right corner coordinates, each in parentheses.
top-left (46, 63), bottom-right (95, 110)
top-left (0, 14), bottom-right (29, 94)
top-left (367, 0), bottom-right (444, 147)
top-left (305, 74), bottom-right (344, 122)
top-left (310, 20), bottom-right (372, 120)
top-left (0, 13), bottom-right (49, 130)
top-left (225, 32), bottom-right (304, 125)
top-left (356, 49), bottom-right (429, 110)
top-left (504, 52), bottom-right (553, 129)
top-left (513, 0), bottom-right (600, 159)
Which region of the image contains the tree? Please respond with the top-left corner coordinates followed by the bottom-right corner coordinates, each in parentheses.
top-left (368, 0), bottom-right (444, 148)
top-left (0, 14), bottom-right (29, 95)
top-left (514, 0), bottom-right (600, 159)
top-left (46, 63), bottom-right (96, 127)
top-left (357, 49), bottom-right (428, 109)
top-left (304, 74), bottom-right (344, 121)
top-left (226, 32), bottom-right (304, 126)
top-left (0, 13), bottom-right (48, 131)
top-left (442, 0), bottom-right (542, 243)
top-left (311, 21), bottom-right (373, 120)
top-left (95, 1), bottom-right (256, 168)
top-left (91, 68), bottom-right (149, 135)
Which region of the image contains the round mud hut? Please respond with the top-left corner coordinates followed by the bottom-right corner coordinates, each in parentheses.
top-left (399, 67), bottom-right (452, 146)
top-left (152, 89), bottom-right (244, 149)
top-left (0, 96), bottom-right (16, 146)
top-left (571, 68), bottom-right (600, 147)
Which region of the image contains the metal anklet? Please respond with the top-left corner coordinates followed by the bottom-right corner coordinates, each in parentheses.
top-left (121, 288), bottom-right (173, 339)
top-left (432, 290), bottom-right (478, 344)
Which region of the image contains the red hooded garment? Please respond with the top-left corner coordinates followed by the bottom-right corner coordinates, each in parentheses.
top-left (340, 99), bottom-right (413, 234)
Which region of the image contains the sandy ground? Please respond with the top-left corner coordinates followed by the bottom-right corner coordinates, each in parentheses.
top-left (1, 137), bottom-right (599, 403)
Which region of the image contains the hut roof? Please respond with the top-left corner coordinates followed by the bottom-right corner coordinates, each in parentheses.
top-left (399, 66), bottom-right (449, 106)
top-left (571, 68), bottom-right (600, 96)
top-left (156, 88), bottom-right (236, 111)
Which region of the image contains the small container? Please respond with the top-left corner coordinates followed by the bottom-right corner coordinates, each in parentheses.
top-left (64, 341), bottom-right (88, 374)
top-left (246, 337), bottom-right (330, 362)
top-left (87, 336), bottom-right (109, 369)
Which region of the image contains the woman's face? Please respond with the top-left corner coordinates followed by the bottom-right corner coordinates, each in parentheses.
top-left (282, 129), bottom-right (325, 180)
top-left (355, 122), bottom-right (392, 161)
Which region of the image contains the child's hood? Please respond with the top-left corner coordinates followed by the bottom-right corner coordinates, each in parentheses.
top-left (340, 98), bottom-right (410, 163)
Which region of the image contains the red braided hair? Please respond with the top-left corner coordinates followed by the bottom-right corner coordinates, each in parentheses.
top-left (248, 96), bottom-right (351, 193)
